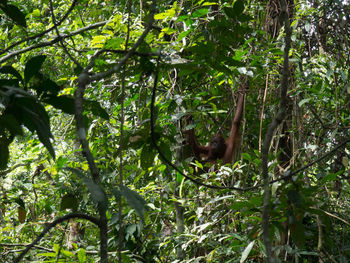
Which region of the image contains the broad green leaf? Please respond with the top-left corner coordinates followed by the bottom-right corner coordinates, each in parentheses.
top-left (154, 5), bottom-right (176, 20)
top-left (185, 123), bottom-right (196, 130)
top-left (120, 185), bottom-right (147, 220)
top-left (16, 96), bottom-right (55, 159)
top-left (242, 153), bottom-right (252, 161)
top-left (43, 95), bottom-right (75, 114)
top-left (298, 98), bottom-right (311, 107)
top-left (105, 37), bottom-right (124, 49)
top-left (32, 78), bottom-right (61, 96)
top-left (90, 35), bottom-right (107, 48)
top-left (223, 7), bottom-right (236, 18)
top-left (177, 29), bottom-right (192, 42)
top-left (159, 142), bottom-right (172, 164)
top-left (65, 167), bottom-right (108, 210)
top-left (60, 194), bottom-right (79, 212)
top-left (141, 145), bottom-right (155, 170)
top-left (290, 221), bottom-right (305, 248)
top-left (240, 240), bottom-right (255, 262)
top-left (44, 95), bottom-right (109, 119)
top-left (154, 13), bottom-right (169, 20)
top-left (0, 113), bottom-right (23, 136)
top-left (112, 188), bottom-right (121, 202)
top-left (0, 139), bottom-right (9, 169)
top-left (82, 176), bottom-right (108, 211)
top-left (192, 8), bottom-right (209, 18)
top-left (0, 65), bottom-right (22, 80)
top-left (56, 156), bottom-right (68, 169)
top-left (77, 248), bottom-right (87, 263)
top-left (64, 167), bottom-right (85, 177)
top-left (109, 213), bottom-right (119, 225)
top-left (24, 55), bottom-right (46, 84)
top-left (287, 190), bottom-right (302, 208)
top-left (0, 4), bottom-right (26, 27)
top-left (233, 0), bottom-right (245, 16)
top-left (321, 172), bottom-right (338, 183)
top-left (176, 172), bottom-right (184, 184)
top-left (84, 100), bottom-right (109, 120)
top-left (126, 224), bottom-right (137, 236)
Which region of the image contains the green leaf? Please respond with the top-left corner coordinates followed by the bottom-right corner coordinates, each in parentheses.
top-left (15, 96), bottom-right (55, 159)
top-left (223, 7), bottom-right (236, 18)
top-left (177, 29), bottom-right (192, 42)
top-left (43, 95), bottom-right (75, 114)
top-left (32, 78), bottom-right (61, 96)
top-left (233, 0), bottom-right (245, 16)
top-left (159, 142), bottom-right (172, 164)
top-left (77, 248), bottom-right (87, 263)
top-left (37, 252), bottom-right (56, 257)
top-left (109, 213), bottom-right (119, 225)
top-left (0, 78), bottom-right (20, 86)
top-left (64, 167), bottom-right (85, 177)
top-left (141, 145), bottom-right (155, 170)
top-left (65, 167), bottom-right (108, 210)
top-left (82, 176), bottom-right (108, 211)
top-left (44, 95), bottom-right (109, 119)
top-left (2, 88), bottom-right (54, 160)
top-left (112, 188), bottom-right (121, 203)
top-left (15, 198), bottom-right (25, 208)
top-left (56, 156), bottom-right (68, 169)
top-left (24, 55), bottom-right (46, 84)
top-left (298, 98), bottom-right (311, 107)
top-left (59, 248), bottom-right (75, 257)
top-left (321, 172), bottom-right (338, 183)
top-left (126, 224), bottom-right (137, 236)
top-left (176, 172), bottom-right (184, 184)
top-left (240, 240), bottom-right (255, 262)
top-left (60, 194), bottom-right (79, 212)
top-left (0, 139), bottom-right (10, 170)
top-left (290, 220), bottom-right (305, 248)
top-left (0, 4), bottom-right (26, 27)
top-left (192, 8), bottom-right (209, 18)
top-left (0, 113), bottom-right (23, 136)
top-left (242, 153), bottom-right (252, 161)
top-left (120, 185), bottom-right (147, 220)
top-left (84, 100), bottom-right (109, 120)
top-left (287, 190), bottom-right (302, 208)
top-left (0, 65), bottom-right (22, 80)
top-left (202, 2), bottom-right (219, 6)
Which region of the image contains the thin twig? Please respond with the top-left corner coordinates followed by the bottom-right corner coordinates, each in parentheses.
top-left (89, 0), bottom-right (157, 82)
top-left (49, 0), bottom-right (83, 69)
top-left (259, 74), bottom-right (269, 152)
top-left (0, 21), bottom-right (107, 64)
top-left (118, 2), bottom-right (131, 261)
top-left (0, 0), bottom-right (78, 55)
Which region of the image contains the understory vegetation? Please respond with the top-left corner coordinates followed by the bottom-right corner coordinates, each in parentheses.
top-left (0, 0), bottom-right (349, 262)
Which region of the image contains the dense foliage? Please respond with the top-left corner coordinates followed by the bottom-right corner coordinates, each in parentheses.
top-left (0, 0), bottom-right (349, 262)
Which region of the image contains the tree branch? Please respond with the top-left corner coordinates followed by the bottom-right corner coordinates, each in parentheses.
top-left (89, 1), bottom-right (157, 82)
top-left (0, 21), bottom-right (107, 64)
top-left (13, 213), bottom-right (99, 263)
top-left (261, 0), bottom-right (292, 261)
top-left (49, 0), bottom-right (83, 69)
top-left (0, 0), bottom-right (78, 55)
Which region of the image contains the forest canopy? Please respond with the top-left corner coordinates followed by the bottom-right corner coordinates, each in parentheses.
top-left (0, 0), bottom-right (349, 262)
